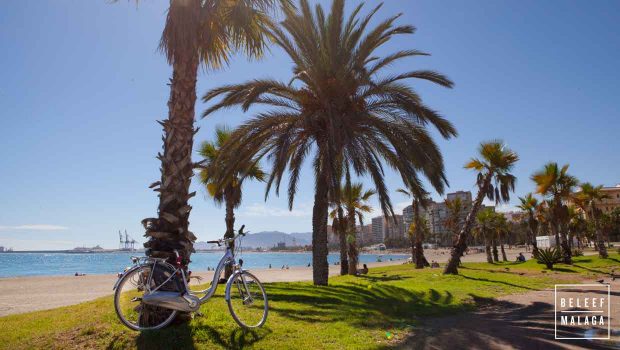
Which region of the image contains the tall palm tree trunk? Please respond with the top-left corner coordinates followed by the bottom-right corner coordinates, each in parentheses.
top-left (500, 240), bottom-right (507, 261)
top-left (141, 40), bottom-right (199, 325)
top-left (492, 239), bottom-right (499, 262)
top-left (312, 176), bottom-right (329, 286)
top-left (143, 52), bottom-right (199, 265)
top-left (527, 212), bottom-right (539, 254)
top-left (592, 209), bottom-right (608, 258)
top-left (338, 207), bottom-right (349, 276)
top-left (347, 211), bottom-right (359, 275)
top-left (415, 235), bottom-right (426, 269)
top-left (444, 173), bottom-right (492, 274)
top-left (224, 190), bottom-right (235, 279)
top-left (559, 221), bottom-right (572, 264)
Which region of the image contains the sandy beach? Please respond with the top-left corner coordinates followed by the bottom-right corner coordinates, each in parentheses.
top-left (0, 248), bottom-right (534, 317)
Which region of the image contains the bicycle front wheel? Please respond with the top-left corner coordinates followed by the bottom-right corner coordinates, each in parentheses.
top-left (114, 265), bottom-right (178, 331)
top-left (226, 271), bottom-right (268, 328)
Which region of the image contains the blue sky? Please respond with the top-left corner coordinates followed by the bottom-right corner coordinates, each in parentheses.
top-left (1, 0), bottom-right (618, 250)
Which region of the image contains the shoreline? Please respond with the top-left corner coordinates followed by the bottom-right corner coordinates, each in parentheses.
top-left (0, 259), bottom-right (404, 317)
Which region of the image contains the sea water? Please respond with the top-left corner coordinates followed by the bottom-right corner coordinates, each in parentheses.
top-left (0, 252), bottom-right (407, 278)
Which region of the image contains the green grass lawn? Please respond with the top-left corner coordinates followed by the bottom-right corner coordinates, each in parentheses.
top-left (1, 254), bottom-right (619, 350)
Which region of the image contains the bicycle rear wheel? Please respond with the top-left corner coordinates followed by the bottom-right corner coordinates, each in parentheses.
top-left (226, 271), bottom-right (268, 328)
top-left (114, 265), bottom-right (178, 331)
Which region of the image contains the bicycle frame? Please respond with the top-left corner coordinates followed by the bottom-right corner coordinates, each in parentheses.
top-left (113, 245), bottom-right (242, 306)
top-left (192, 246), bottom-right (238, 302)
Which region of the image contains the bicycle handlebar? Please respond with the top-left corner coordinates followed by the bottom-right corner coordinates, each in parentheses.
top-left (205, 226), bottom-right (248, 247)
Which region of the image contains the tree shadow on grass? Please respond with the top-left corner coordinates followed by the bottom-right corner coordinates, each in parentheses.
top-left (548, 266), bottom-right (578, 273)
top-left (134, 323), bottom-right (195, 350)
top-left (461, 265), bottom-right (531, 276)
top-left (126, 322), bottom-right (269, 350)
top-left (459, 275), bottom-right (537, 291)
top-left (605, 257), bottom-right (620, 264)
top-left (266, 282), bottom-right (468, 330)
top-left (572, 264), bottom-right (618, 275)
top-left (357, 274), bottom-right (411, 282)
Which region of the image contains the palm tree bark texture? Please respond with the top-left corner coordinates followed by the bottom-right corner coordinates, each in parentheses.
top-left (312, 173), bottom-right (330, 286)
top-left (143, 52), bottom-right (199, 265)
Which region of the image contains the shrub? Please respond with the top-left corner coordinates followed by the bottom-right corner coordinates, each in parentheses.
top-left (534, 248), bottom-right (562, 269)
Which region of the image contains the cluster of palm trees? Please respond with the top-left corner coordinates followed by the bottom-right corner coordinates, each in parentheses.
top-left (474, 209), bottom-right (510, 263)
top-left (520, 163), bottom-right (612, 263)
top-left (439, 150), bottom-right (614, 274)
top-left (127, 0), bottom-right (617, 326)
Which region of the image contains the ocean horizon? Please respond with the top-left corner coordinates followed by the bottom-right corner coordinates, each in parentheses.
top-left (0, 252), bottom-right (408, 278)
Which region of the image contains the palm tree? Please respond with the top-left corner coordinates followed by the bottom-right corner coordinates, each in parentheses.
top-left (474, 208), bottom-right (496, 263)
top-left (140, 0), bottom-right (289, 266)
top-left (197, 126), bottom-right (265, 278)
top-left (444, 141), bottom-right (518, 274)
top-left (202, 0), bottom-right (456, 285)
top-left (573, 182), bottom-right (609, 258)
top-left (408, 217), bottom-right (431, 267)
top-left (341, 181), bottom-right (375, 274)
top-left (328, 201), bottom-right (349, 275)
top-left (444, 197), bottom-right (465, 246)
top-left (531, 163), bottom-right (578, 264)
top-left (398, 188), bottom-right (431, 268)
top-left (517, 193), bottom-right (540, 253)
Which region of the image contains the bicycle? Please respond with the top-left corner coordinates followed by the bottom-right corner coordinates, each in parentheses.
top-left (113, 225), bottom-right (268, 331)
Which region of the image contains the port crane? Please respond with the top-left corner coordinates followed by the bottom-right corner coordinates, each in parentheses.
top-left (118, 230), bottom-right (137, 251)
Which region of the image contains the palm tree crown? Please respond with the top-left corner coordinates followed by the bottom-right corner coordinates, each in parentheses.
top-left (341, 183), bottom-right (376, 225)
top-left (465, 141), bottom-right (519, 204)
top-left (531, 163), bottom-right (578, 201)
top-left (197, 126), bottom-right (265, 208)
top-left (518, 193), bottom-right (539, 214)
top-left (160, 0), bottom-right (291, 68)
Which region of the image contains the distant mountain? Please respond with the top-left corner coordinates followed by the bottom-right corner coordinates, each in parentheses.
top-left (194, 241), bottom-right (216, 250)
top-left (289, 232), bottom-right (312, 243)
top-left (238, 231), bottom-right (312, 249)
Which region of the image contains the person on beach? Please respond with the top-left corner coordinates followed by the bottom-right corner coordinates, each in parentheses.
top-left (517, 253), bottom-right (526, 262)
top-left (431, 261), bottom-right (440, 268)
top-left (359, 264), bottom-right (369, 275)
top-left (269, 264), bottom-right (272, 269)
